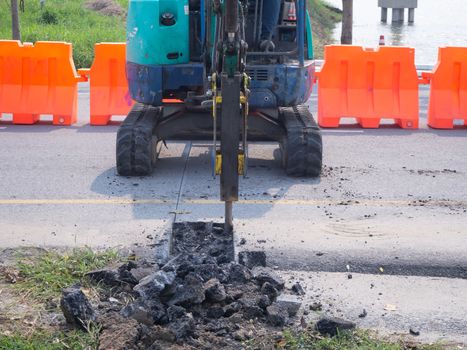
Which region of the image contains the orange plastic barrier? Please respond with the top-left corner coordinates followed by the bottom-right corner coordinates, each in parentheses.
top-left (317, 45), bottom-right (419, 129)
top-left (422, 47), bottom-right (467, 129)
top-left (78, 43), bottom-right (133, 125)
top-left (0, 40), bottom-right (84, 125)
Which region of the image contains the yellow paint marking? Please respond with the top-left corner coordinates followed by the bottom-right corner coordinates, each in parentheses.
top-left (0, 199), bottom-right (171, 205)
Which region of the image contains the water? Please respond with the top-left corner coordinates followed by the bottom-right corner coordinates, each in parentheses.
top-left (324, 0), bottom-right (467, 64)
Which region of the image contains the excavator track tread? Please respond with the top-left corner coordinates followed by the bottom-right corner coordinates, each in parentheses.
top-left (116, 103), bottom-right (161, 176)
top-left (279, 105), bottom-right (322, 177)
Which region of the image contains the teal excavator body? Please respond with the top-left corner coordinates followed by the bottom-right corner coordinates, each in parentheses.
top-left (125, 0), bottom-right (316, 109)
top-left (126, 0), bottom-right (190, 65)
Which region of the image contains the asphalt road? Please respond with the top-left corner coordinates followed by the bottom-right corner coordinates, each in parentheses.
top-left (0, 83), bottom-right (466, 344)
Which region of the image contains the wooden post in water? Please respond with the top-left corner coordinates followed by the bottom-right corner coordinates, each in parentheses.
top-left (11, 0), bottom-right (21, 41)
top-left (341, 0), bottom-right (353, 45)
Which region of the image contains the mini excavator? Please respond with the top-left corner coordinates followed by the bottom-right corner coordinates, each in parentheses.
top-left (118, 0), bottom-right (322, 232)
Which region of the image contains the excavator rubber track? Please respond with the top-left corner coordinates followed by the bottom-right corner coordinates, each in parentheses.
top-left (116, 103), bottom-right (161, 176)
top-left (279, 104), bottom-right (323, 177)
top-left (116, 103), bottom-right (322, 178)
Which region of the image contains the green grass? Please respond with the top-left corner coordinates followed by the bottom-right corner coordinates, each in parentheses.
top-left (278, 329), bottom-right (446, 350)
top-left (14, 247), bottom-right (120, 301)
top-left (309, 0), bottom-right (342, 58)
top-left (309, 0), bottom-right (342, 33)
top-left (0, 329), bottom-right (99, 350)
top-left (0, 330), bottom-right (450, 350)
top-left (0, 248), bottom-right (117, 349)
top-left (0, 0), bottom-right (129, 68)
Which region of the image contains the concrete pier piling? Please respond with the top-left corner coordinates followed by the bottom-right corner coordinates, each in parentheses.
top-left (408, 8), bottom-right (415, 23)
top-left (378, 0), bottom-right (418, 23)
top-left (392, 8), bottom-right (404, 22)
top-left (381, 7), bottom-right (388, 22)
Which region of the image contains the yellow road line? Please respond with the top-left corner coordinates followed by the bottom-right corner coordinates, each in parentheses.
top-left (0, 198), bottom-right (464, 207)
top-left (0, 199), bottom-right (171, 205)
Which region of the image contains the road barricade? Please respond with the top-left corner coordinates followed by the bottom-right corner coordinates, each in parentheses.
top-left (78, 43), bottom-right (133, 125)
top-left (316, 45), bottom-right (419, 129)
top-left (0, 40), bottom-right (84, 125)
top-left (422, 47), bottom-right (467, 129)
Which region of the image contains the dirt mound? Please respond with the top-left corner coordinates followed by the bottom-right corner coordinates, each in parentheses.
top-left (85, 0), bottom-right (125, 16)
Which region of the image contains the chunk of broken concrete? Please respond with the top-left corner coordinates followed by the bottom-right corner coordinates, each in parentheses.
top-left (86, 268), bottom-right (121, 287)
top-left (60, 286), bottom-right (96, 330)
top-left (291, 281), bottom-right (305, 296)
top-left (166, 305), bottom-right (186, 322)
top-left (223, 301), bottom-right (241, 317)
top-left (117, 261), bottom-right (139, 285)
top-left (257, 294), bottom-right (271, 310)
top-left (168, 313), bottom-right (195, 340)
top-left (261, 282), bottom-right (279, 300)
top-left (409, 327), bottom-right (420, 336)
top-left (315, 316), bottom-right (356, 337)
top-left (238, 251), bottom-right (266, 269)
top-left (240, 297), bottom-right (265, 319)
top-left (251, 267), bottom-right (284, 290)
top-left (86, 262), bottom-right (141, 288)
top-left (193, 263), bottom-right (223, 282)
top-left (206, 306), bottom-right (225, 319)
top-left (120, 299), bottom-right (167, 326)
top-left (227, 263), bottom-right (252, 283)
top-left (226, 286), bottom-right (244, 301)
top-left (170, 273), bottom-right (205, 307)
top-left (120, 301), bottom-right (155, 326)
top-left (275, 294), bottom-right (301, 317)
top-left (129, 267), bottom-right (155, 282)
top-left (204, 278), bottom-right (226, 302)
top-left (266, 303), bottom-right (289, 327)
top-left (133, 270), bottom-right (176, 299)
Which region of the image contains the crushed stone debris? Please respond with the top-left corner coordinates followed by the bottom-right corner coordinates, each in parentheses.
top-left (59, 222), bottom-right (342, 349)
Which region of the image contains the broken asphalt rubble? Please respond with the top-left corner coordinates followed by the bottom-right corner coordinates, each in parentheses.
top-left (59, 222), bottom-right (355, 348)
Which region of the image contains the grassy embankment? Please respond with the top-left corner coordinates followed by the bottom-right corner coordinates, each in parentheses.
top-left (0, 248), bottom-right (121, 349)
top-left (0, 0), bottom-right (338, 68)
top-left (309, 0), bottom-right (342, 57)
top-left (0, 0), bottom-right (129, 68)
